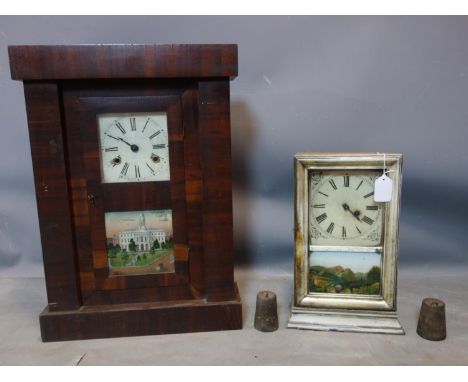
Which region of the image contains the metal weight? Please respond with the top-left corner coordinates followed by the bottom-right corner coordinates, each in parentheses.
top-left (254, 291), bottom-right (279, 332)
top-left (417, 297), bottom-right (446, 341)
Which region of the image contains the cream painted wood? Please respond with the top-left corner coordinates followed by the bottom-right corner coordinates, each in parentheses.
top-left (290, 153), bottom-right (404, 334)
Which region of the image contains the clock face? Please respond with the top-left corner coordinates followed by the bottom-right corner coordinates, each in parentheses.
top-left (97, 113), bottom-right (170, 183)
top-left (309, 170), bottom-right (383, 247)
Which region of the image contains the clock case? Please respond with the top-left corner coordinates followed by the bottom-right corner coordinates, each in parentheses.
top-left (288, 153), bottom-right (404, 334)
top-left (9, 44), bottom-right (242, 341)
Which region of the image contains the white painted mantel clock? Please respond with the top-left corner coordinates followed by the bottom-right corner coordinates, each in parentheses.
top-left (288, 153), bottom-right (404, 334)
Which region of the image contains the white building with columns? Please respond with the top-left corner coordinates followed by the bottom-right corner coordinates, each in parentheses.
top-left (118, 213), bottom-right (166, 251)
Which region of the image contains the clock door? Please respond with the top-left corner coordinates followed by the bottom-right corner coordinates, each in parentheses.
top-left (63, 90), bottom-right (191, 305)
top-left (308, 170), bottom-right (385, 297)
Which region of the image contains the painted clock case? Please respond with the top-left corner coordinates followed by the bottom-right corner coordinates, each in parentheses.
top-left (8, 44), bottom-right (242, 341)
top-left (288, 153), bottom-right (404, 334)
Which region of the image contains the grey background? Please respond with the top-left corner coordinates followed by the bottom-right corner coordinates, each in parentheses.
top-left (0, 16), bottom-right (467, 277)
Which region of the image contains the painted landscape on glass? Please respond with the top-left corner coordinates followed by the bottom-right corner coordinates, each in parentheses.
top-left (309, 251), bottom-right (381, 295)
top-left (105, 209), bottom-right (174, 276)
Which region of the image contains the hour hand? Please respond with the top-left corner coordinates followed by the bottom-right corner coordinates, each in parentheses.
top-left (342, 203), bottom-right (361, 221)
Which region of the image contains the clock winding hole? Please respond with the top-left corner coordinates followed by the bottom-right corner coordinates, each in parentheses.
top-left (111, 155), bottom-right (122, 166)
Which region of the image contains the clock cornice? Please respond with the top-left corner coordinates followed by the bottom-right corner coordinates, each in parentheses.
top-left (8, 44), bottom-right (238, 80)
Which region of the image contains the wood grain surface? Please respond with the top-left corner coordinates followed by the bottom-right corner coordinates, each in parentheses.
top-left (9, 44), bottom-right (238, 80)
top-left (10, 44), bottom-right (242, 341)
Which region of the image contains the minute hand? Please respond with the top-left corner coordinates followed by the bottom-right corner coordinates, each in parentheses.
top-left (106, 134), bottom-right (139, 152)
top-left (106, 134), bottom-right (132, 147)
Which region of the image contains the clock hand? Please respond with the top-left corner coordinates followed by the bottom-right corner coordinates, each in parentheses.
top-left (106, 134), bottom-right (139, 152)
top-left (106, 133), bottom-right (124, 143)
top-left (342, 203), bottom-right (361, 221)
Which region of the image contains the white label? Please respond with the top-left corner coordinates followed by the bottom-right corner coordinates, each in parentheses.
top-left (374, 174), bottom-right (393, 202)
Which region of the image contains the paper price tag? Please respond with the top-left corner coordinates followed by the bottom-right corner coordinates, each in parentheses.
top-left (374, 174), bottom-right (393, 202)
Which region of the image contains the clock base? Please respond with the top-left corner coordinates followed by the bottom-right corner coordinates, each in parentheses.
top-left (39, 285), bottom-right (242, 342)
top-left (288, 306), bottom-right (404, 335)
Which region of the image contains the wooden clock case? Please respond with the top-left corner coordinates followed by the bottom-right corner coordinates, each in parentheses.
top-left (8, 44), bottom-right (242, 342)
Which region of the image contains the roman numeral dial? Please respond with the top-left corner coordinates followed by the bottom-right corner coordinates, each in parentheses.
top-left (130, 117), bottom-right (137, 131)
top-left (149, 131), bottom-right (161, 140)
top-left (98, 113), bottom-right (171, 183)
top-left (316, 213), bottom-right (327, 224)
top-left (309, 172), bottom-right (382, 246)
top-left (343, 175), bottom-right (350, 187)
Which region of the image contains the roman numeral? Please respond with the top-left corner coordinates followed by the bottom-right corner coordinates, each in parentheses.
top-left (362, 216), bottom-right (374, 225)
top-left (152, 144), bottom-right (166, 149)
top-left (329, 179), bottom-right (337, 190)
top-left (149, 130), bottom-right (161, 140)
top-left (105, 147), bottom-right (118, 152)
top-left (342, 226), bottom-right (347, 238)
top-left (364, 192), bottom-right (374, 199)
top-left (130, 117), bottom-right (136, 131)
top-left (120, 162), bottom-right (129, 176)
top-left (318, 191), bottom-right (329, 197)
top-left (356, 180), bottom-right (363, 190)
top-left (115, 121), bottom-right (126, 134)
top-left (134, 165), bottom-right (140, 179)
top-left (366, 205), bottom-right (378, 210)
top-left (355, 225), bottom-right (362, 234)
top-left (316, 213), bottom-right (327, 224)
top-left (146, 162), bottom-right (155, 175)
top-left (343, 175), bottom-right (349, 187)
top-left (313, 204), bottom-right (326, 208)
top-left (326, 222), bottom-right (335, 234)
top-left (142, 118), bottom-right (150, 133)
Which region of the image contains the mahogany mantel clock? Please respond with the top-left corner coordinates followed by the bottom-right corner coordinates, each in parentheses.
top-left (8, 44), bottom-right (242, 341)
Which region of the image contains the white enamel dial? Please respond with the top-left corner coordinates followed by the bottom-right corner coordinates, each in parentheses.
top-left (97, 113), bottom-right (170, 183)
top-left (309, 171), bottom-right (383, 247)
